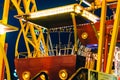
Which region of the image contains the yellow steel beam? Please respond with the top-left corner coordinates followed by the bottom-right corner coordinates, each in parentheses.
top-left (30, 0), bottom-right (37, 12)
top-left (71, 13), bottom-right (78, 53)
top-left (15, 27), bottom-right (22, 57)
top-left (46, 29), bottom-right (50, 51)
top-left (22, 0), bottom-right (27, 11)
top-left (29, 24), bottom-right (39, 57)
top-left (0, 43), bottom-right (10, 80)
top-left (106, 0), bottom-right (117, 2)
top-left (23, 0), bottom-right (31, 13)
top-left (11, 0), bottom-right (24, 14)
top-left (20, 21), bottom-right (32, 58)
top-left (11, 0), bottom-right (24, 58)
top-left (39, 29), bottom-right (48, 56)
top-left (85, 0), bottom-right (117, 11)
top-left (106, 0), bottom-right (120, 74)
top-left (90, 23), bottom-right (99, 40)
top-left (12, 0), bottom-right (48, 58)
top-left (95, 0), bottom-right (117, 6)
top-left (12, 0), bottom-right (35, 58)
top-left (96, 0), bottom-right (107, 72)
top-left (0, 0), bottom-right (11, 80)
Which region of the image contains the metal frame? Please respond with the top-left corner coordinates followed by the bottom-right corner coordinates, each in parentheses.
top-left (96, 0), bottom-right (107, 72)
top-left (106, 0), bottom-right (120, 73)
top-left (11, 0), bottom-right (48, 58)
top-left (0, 0), bottom-right (11, 80)
top-left (1, 0), bottom-right (120, 79)
top-left (96, 0), bottom-right (120, 74)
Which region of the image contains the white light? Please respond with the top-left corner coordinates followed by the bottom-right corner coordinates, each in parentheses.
top-left (30, 4), bottom-right (79, 18)
top-left (75, 5), bottom-right (81, 13)
top-left (116, 51), bottom-right (120, 61)
top-left (83, 0), bottom-right (91, 6)
top-left (0, 24), bottom-right (7, 34)
top-left (81, 10), bottom-right (99, 23)
top-left (0, 27), bottom-right (5, 34)
top-left (0, 23), bottom-right (18, 34)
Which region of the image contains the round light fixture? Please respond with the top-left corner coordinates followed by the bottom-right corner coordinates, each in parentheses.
top-left (59, 69), bottom-right (68, 80)
top-left (22, 71), bottom-right (31, 80)
top-left (81, 32), bottom-right (88, 39)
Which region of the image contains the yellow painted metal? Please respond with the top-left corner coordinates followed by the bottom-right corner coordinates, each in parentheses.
top-left (107, 0), bottom-right (118, 2)
top-left (11, 0), bottom-right (24, 14)
top-left (12, 0), bottom-right (48, 58)
top-left (95, 0), bottom-right (117, 6)
top-left (20, 21), bottom-right (32, 58)
top-left (22, 0), bottom-right (27, 11)
top-left (11, 0), bottom-right (32, 57)
top-left (46, 30), bottom-right (50, 55)
top-left (85, 0), bottom-right (117, 11)
top-left (90, 23), bottom-right (99, 40)
top-left (15, 27), bottom-right (22, 57)
top-left (0, 43), bottom-right (11, 80)
top-left (12, 0), bottom-right (30, 58)
top-left (106, 0), bottom-right (120, 74)
top-left (36, 28), bottom-right (48, 56)
top-left (15, 21), bottom-right (29, 57)
top-left (96, 0), bottom-right (107, 72)
top-left (0, 0), bottom-right (11, 79)
top-left (29, 24), bottom-right (39, 57)
top-left (23, 0), bottom-right (31, 13)
top-left (40, 29), bottom-right (48, 56)
top-left (71, 13), bottom-right (78, 53)
top-left (106, 0), bottom-right (117, 2)
top-left (96, 0), bottom-right (117, 3)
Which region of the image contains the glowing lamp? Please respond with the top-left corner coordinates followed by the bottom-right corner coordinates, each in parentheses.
top-left (82, 0), bottom-right (93, 6)
top-left (15, 4), bottom-right (99, 28)
top-left (39, 74), bottom-right (46, 80)
top-left (29, 4), bottom-right (81, 18)
top-left (22, 71), bottom-right (31, 80)
top-left (0, 22), bottom-right (18, 34)
top-left (59, 69), bottom-right (68, 80)
top-left (81, 32), bottom-right (88, 39)
top-left (81, 10), bottom-right (99, 23)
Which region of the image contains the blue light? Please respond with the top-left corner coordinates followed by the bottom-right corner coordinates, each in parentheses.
top-left (13, 69), bottom-right (18, 78)
top-left (87, 44), bottom-right (98, 49)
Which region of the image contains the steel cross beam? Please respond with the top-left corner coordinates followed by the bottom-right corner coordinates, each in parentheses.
top-left (11, 0), bottom-right (48, 58)
top-left (0, 0), bottom-right (11, 80)
top-left (96, 0), bottom-right (107, 72)
top-left (106, 0), bottom-right (120, 74)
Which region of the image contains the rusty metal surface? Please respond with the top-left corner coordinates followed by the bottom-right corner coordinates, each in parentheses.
top-left (14, 55), bottom-right (77, 80)
top-left (77, 19), bottom-right (120, 45)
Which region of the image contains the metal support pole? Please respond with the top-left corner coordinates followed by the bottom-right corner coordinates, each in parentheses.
top-left (103, 28), bottom-right (109, 72)
top-left (0, 0), bottom-right (11, 79)
top-left (29, 24), bottom-right (39, 57)
top-left (90, 23), bottom-right (99, 40)
top-left (106, 0), bottom-right (120, 73)
top-left (96, 0), bottom-right (107, 72)
top-left (71, 13), bottom-right (78, 53)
